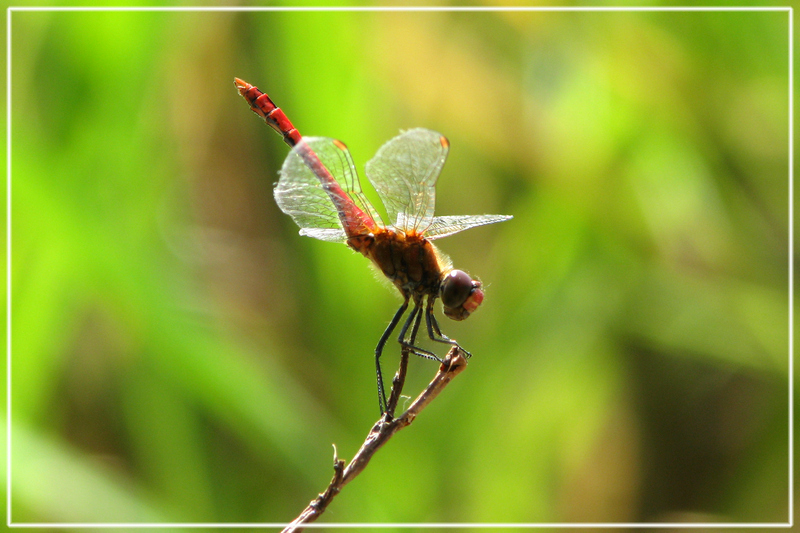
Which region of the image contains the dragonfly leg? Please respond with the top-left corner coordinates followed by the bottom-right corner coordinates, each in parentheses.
top-left (376, 298), bottom-right (409, 415)
top-left (426, 298), bottom-right (472, 358)
top-left (398, 299), bottom-right (444, 363)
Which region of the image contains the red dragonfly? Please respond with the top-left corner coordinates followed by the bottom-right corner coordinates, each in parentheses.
top-left (235, 78), bottom-right (512, 414)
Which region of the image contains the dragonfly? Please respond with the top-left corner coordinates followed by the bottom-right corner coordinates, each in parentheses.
top-left (235, 78), bottom-right (512, 415)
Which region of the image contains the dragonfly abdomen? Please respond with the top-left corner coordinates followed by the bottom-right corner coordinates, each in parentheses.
top-left (235, 78), bottom-right (301, 147)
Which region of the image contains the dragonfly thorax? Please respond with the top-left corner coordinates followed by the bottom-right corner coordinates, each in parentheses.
top-left (351, 229), bottom-right (447, 300)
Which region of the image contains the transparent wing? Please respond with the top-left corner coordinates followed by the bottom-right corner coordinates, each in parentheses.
top-left (424, 214), bottom-right (513, 241)
top-left (365, 128), bottom-right (449, 234)
top-left (274, 137), bottom-right (382, 243)
top-left (299, 227), bottom-right (348, 242)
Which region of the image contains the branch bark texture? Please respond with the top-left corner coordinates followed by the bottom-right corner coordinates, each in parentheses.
top-left (281, 347), bottom-right (467, 532)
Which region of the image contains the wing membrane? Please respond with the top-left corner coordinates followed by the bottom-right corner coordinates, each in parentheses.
top-left (275, 137), bottom-right (382, 242)
top-left (424, 214), bottom-right (513, 241)
top-left (365, 128), bottom-right (448, 234)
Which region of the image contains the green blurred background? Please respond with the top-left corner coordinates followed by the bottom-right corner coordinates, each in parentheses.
top-left (6, 3), bottom-right (791, 526)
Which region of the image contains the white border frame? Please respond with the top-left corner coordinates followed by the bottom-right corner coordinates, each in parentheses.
top-left (5, 5), bottom-right (793, 529)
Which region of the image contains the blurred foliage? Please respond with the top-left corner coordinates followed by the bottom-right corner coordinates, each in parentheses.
top-left (6, 3), bottom-right (791, 527)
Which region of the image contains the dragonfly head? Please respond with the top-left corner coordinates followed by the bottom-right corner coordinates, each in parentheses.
top-left (441, 270), bottom-right (484, 321)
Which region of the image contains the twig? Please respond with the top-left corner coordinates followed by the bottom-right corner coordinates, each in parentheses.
top-left (385, 348), bottom-right (410, 418)
top-left (281, 347), bottom-right (468, 532)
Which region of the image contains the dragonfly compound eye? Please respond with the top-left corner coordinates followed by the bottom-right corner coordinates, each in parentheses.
top-left (441, 270), bottom-right (484, 321)
top-left (440, 270), bottom-right (473, 308)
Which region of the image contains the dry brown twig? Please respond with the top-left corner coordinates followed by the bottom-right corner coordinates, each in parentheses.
top-left (281, 347), bottom-right (468, 532)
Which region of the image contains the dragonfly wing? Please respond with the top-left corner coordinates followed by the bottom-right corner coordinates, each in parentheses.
top-left (299, 227), bottom-right (348, 242)
top-left (365, 128), bottom-right (448, 234)
top-left (275, 137), bottom-right (382, 242)
top-left (424, 214), bottom-right (513, 241)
